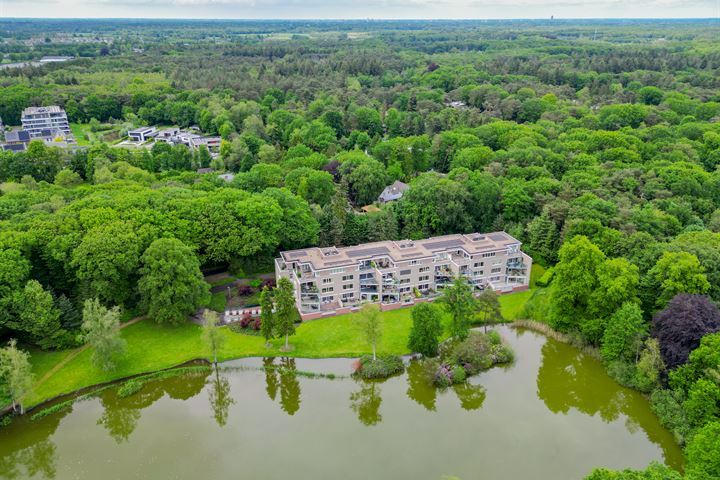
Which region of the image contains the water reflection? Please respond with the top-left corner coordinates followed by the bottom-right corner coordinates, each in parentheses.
top-left (406, 360), bottom-right (437, 411)
top-left (263, 358), bottom-right (301, 415)
top-left (208, 367), bottom-right (234, 427)
top-left (0, 330), bottom-right (685, 479)
top-left (405, 360), bottom-right (486, 412)
top-left (536, 336), bottom-right (683, 469)
top-left (97, 367), bottom-right (211, 442)
top-left (0, 439), bottom-right (56, 479)
top-left (0, 405), bottom-right (68, 479)
top-left (453, 382), bottom-right (486, 411)
top-left (350, 381), bottom-right (383, 426)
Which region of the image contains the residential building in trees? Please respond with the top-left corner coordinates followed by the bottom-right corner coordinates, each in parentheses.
top-left (276, 232), bottom-right (532, 320)
top-left (21, 106), bottom-right (72, 139)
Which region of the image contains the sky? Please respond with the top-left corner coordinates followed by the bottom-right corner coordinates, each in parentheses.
top-left (1, 0), bottom-right (719, 19)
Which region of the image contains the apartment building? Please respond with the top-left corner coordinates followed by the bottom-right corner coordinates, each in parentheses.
top-left (275, 232), bottom-right (532, 320)
top-left (21, 106), bottom-right (72, 139)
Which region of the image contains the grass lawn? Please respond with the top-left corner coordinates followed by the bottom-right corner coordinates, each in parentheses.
top-left (23, 264), bottom-right (546, 409)
top-left (207, 291), bottom-right (227, 312)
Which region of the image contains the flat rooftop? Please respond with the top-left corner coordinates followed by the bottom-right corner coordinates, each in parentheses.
top-left (280, 232), bottom-right (521, 271)
top-left (22, 106), bottom-right (66, 116)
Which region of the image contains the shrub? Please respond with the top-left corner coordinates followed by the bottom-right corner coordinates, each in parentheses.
top-left (261, 278), bottom-right (276, 289)
top-left (118, 379), bottom-right (144, 398)
top-left (252, 317), bottom-right (262, 331)
top-left (452, 365), bottom-right (466, 383)
top-left (240, 313), bottom-right (253, 328)
top-left (535, 267), bottom-right (555, 287)
top-left (249, 279), bottom-right (262, 289)
top-left (650, 388), bottom-right (691, 444)
top-left (449, 332), bottom-right (493, 375)
top-left (354, 355), bottom-right (404, 379)
top-left (486, 330), bottom-right (501, 345)
top-left (237, 285), bottom-right (255, 296)
top-left (434, 364), bottom-right (454, 387)
top-left (491, 343), bottom-right (515, 364)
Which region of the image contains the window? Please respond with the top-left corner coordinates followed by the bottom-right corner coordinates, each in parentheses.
top-left (481, 252), bottom-right (496, 258)
top-left (410, 260), bottom-right (418, 266)
top-left (399, 286), bottom-right (411, 293)
top-left (418, 284), bottom-right (429, 291)
top-left (342, 274), bottom-right (354, 281)
top-left (400, 278), bottom-right (411, 285)
top-left (322, 278), bottom-right (332, 284)
top-left (419, 266), bottom-right (430, 273)
top-left (489, 276), bottom-right (502, 282)
top-left (400, 269), bottom-right (411, 276)
top-left (343, 283), bottom-right (354, 290)
top-left (419, 275), bottom-right (429, 282)
top-left (491, 267), bottom-right (502, 274)
top-left (473, 262), bottom-right (484, 268)
top-left (321, 287), bottom-right (334, 293)
top-left (321, 295), bottom-right (334, 302)
top-left (330, 267), bottom-right (344, 274)
top-left (342, 292), bottom-right (355, 299)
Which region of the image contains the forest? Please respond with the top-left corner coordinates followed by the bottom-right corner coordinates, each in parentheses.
top-left (0, 19), bottom-right (719, 479)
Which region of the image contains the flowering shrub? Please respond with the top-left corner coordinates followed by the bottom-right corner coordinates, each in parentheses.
top-left (237, 285), bottom-right (255, 296)
top-left (252, 317), bottom-right (262, 331)
top-left (424, 331), bottom-right (514, 387)
top-left (240, 313), bottom-right (253, 328)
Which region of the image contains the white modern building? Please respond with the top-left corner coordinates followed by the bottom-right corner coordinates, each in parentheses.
top-left (21, 106), bottom-right (72, 139)
top-left (128, 126), bottom-right (157, 142)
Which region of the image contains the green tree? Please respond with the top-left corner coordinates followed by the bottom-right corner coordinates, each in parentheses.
top-left (138, 238), bottom-right (208, 326)
top-left (0, 339), bottom-right (33, 414)
top-left (549, 236), bottom-right (606, 333)
top-left (407, 302), bottom-right (443, 357)
top-left (683, 379), bottom-right (720, 428)
top-left (12, 280), bottom-right (66, 349)
top-left (54, 168), bottom-right (82, 188)
top-left (202, 309), bottom-right (224, 366)
top-left (600, 302), bottom-right (647, 363)
top-left (274, 277), bottom-right (298, 351)
top-left (319, 184), bottom-right (349, 247)
top-left (476, 289), bottom-right (503, 333)
top-left (72, 221), bottom-right (142, 306)
top-left (82, 298), bottom-right (126, 372)
top-left (259, 287), bottom-right (275, 345)
top-left (685, 421), bottom-right (720, 480)
top-left (357, 303), bottom-right (382, 360)
top-left (648, 251), bottom-right (710, 309)
top-left (441, 277), bottom-right (476, 340)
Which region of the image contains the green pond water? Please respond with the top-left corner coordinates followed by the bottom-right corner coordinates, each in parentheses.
top-left (0, 327), bottom-right (683, 480)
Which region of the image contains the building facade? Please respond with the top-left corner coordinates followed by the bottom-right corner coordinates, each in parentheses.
top-left (276, 232), bottom-right (532, 320)
top-left (21, 106), bottom-right (72, 139)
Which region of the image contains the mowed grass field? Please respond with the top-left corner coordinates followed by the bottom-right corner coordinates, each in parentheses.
top-left (23, 264), bottom-right (545, 408)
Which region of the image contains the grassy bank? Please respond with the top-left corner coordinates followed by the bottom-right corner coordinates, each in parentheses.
top-left (23, 265), bottom-right (545, 409)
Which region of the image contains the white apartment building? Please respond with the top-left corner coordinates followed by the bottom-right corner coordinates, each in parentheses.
top-left (21, 106), bottom-right (72, 139)
top-left (276, 232), bottom-right (532, 320)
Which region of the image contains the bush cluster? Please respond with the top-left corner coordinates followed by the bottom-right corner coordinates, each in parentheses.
top-left (228, 316), bottom-right (262, 335)
top-left (426, 331), bottom-right (514, 387)
top-left (354, 355), bottom-right (404, 379)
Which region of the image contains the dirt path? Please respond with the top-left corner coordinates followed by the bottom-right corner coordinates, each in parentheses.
top-left (32, 316), bottom-right (146, 391)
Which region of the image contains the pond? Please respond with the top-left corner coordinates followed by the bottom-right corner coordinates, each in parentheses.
top-left (0, 326), bottom-right (682, 480)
